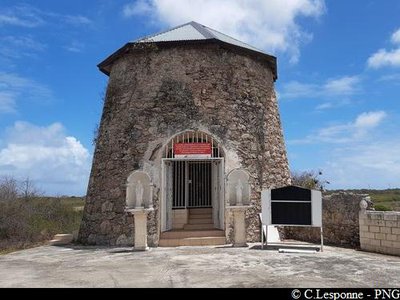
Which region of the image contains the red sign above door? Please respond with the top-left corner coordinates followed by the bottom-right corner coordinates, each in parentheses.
top-left (174, 143), bottom-right (212, 158)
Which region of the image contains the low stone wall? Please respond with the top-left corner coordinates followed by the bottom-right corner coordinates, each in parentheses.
top-left (283, 192), bottom-right (371, 248)
top-left (359, 210), bottom-right (400, 256)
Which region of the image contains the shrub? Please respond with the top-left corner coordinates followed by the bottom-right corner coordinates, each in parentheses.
top-left (374, 204), bottom-right (392, 211)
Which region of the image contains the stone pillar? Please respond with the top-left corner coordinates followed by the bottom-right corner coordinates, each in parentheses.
top-left (227, 206), bottom-right (250, 247)
top-left (126, 208), bottom-right (153, 251)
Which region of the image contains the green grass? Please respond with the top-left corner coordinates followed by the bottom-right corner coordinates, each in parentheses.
top-left (0, 196), bottom-right (85, 254)
top-left (326, 189), bottom-right (400, 211)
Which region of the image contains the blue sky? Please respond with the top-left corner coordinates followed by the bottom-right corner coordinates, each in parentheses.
top-left (0, 0), bottom-right (399, 195)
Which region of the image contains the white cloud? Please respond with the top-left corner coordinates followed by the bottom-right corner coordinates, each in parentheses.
top-left (0, 92), bottom-right (16, 113)
top-left (323, 76), bottom-right (360, 95)
top-left (123, 0), bottom-right (325, 63)
top-left (324, 140), bottom-right (400, 189)
top-left (280, 75), bottom-right (361, 99)
top-left (367, 28), bottom-right (400, 68)
top-left (64, 15), bottom-right (92, 26)
top-left (391, 28), bottom-right (400, 44)
top-left (315, 102), bottom-right (333, 110)
top-left (289, 110), bottom-right (386, 144)
top-left (0, 122), bottom-right (91, 196)
top-left (378, 73), bottom-right (400, 82)
top-left (0, 4), bottom-right (92, 29)
top-left (0, 72), bottom-right (52, 114)
top-left (64, 41), bottom-right (85, 53)
top-left (288, 111), bottom-right (398, 189)
top-left (314, 99), bottom-right (351, 111)
top-left (123, 0), bottom-right (153, 16)
top-left (354, 111), bottom-right (386, 129)
top-left (367, 48), bottom-right (400, 68)
top-left (0, 5), bottom-right (45, 27)
top-left (0, 36), bottom-right (46, 60)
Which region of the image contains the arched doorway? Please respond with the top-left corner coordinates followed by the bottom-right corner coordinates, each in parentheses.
top-left (161, 131), bottom-right (225, 233)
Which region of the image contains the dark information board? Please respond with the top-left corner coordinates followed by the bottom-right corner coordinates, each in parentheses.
top-left (271, 186), bottom-right (312, 225)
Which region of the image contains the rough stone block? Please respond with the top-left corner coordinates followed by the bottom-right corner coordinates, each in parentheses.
top-left (374, 233), bottom-right (385, 240)
top-left (381, 240), bottom-right (393, 248)
top-left (386, 234), bottom-right (398, 241)
top-left (359, 225), bottom-right (369, 232)
top-left (360, 237), bottom-right (371, 245)
top-left (370, 213), bottom-right (384, 220)
top-left (393, 241), bottom-right (400, 249)
top-left (360, 231), bottom-right (374, 239)
top-left (369, 226), bottom-right (380, 233)
top-left (392, 227), bottom-right (400, 235)
top-left (362, 244), bottom-right (376, 252)
top-left (386, 247), bottom-right (400, 256)
top-left (379, 227), bottom-right (391, 234)
top-left (366, 219), bottom-right (385, 226)
top-left (369, 239), bottom-right (381, 246)
top-left (386, 221), bottom-right (398, 227)
top-left (383, 213), bottom-right (398, 221)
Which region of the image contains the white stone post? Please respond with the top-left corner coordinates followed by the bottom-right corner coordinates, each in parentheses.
top-left (227, 206), bottom-right (249, 247)
top-left (126, 208), bottom-right (153, 251)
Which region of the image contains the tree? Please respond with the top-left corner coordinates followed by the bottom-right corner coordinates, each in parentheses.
top-left (0, 176), bottom-right (18, 202)
top-left (19, 177), bottom-right (43, 199)
top-left (291, 170), bottom-right (330, 191)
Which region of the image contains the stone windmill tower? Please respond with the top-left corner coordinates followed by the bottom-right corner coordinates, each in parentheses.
top-left (78, 21), bottom-right (291, 247)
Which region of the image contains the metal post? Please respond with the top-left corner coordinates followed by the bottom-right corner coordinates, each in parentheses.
top-left (320, 226), bottom-right (324, 252)
top-left (261, 222), bottom-right (264, 249)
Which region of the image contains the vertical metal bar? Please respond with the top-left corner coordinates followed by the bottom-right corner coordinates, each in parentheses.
top-left (179, 161), bottom-right (183, 207)
top-left (200, 161), bottom-right (203, 207)
top-left (191, 162), bottom-right (193, 208)
top-left (185, 161), bottom-right (188, 209)
top-left (208, 162), bottom-right (209, 207)
top-left (179, 161), bottom-right (182, 207)
top-left (172, 138), bottom-right (174, 158)
top-left (203, 162), bottom-right (205, 207)
top-left (320, 227), bottom-right (324, 252)
top-left (178, 161), bottom-right (180, 207)
top-left (194, 161), bottom-right (197, 207)
top-left (211, 138), bottom-right (214, 158)
top-left (173, 162), bottom-right (176, 208)
top-left (204, 162), bottom-right (207, 207)
top-left (182, 161), bottom-right (184, 207)
top-left (196, 161), bottom-right (198, 207)
top-left (178, 161), bottom-right (181, 207)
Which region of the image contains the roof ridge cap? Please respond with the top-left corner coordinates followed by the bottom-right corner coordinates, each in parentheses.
top-left (189, 21), bottom-right (215, 39)
top-left (135, 21), bottom-right (195, 42)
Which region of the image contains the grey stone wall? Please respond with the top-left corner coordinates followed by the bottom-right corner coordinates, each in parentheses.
top-left (78, 43), bottom-right (291, 246)
top-left (283, 192), bottom-right (372, 248)
top-left (360, 210), bottom-right (400, 256)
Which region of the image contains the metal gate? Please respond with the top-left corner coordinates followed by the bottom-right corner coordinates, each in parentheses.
top-left (172, 160), bottom-right (212, 208)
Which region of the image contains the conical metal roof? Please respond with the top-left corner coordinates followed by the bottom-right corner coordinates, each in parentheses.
top-left (135, 21), bottom-right (264, 55)
top-left (98, 21), bottom-right (277, 79)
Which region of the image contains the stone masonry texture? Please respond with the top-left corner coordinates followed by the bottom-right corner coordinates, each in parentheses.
top-left (360, 210), bottom-right (400, 256)
top-left (283, 192), bottom-right (373, 248)
top-left (78, 42), bottom-right (291, 246)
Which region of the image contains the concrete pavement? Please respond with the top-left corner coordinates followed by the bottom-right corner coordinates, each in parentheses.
top-left (0, 244), bottom-right (399, 287)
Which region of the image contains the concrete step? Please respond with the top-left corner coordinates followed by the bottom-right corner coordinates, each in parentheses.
top-left (161, 230), bottom-right (224, 239)
top-left (190, 213), bottom-right (213, 219)
top-left (188, 218), bottom-right (213, 224)
top-left (159, 236), bottom-right (226, 247)
top-left (189, 208), bottom-right (212, 215)
top-left (184, 223), bottom-right (215, 230)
